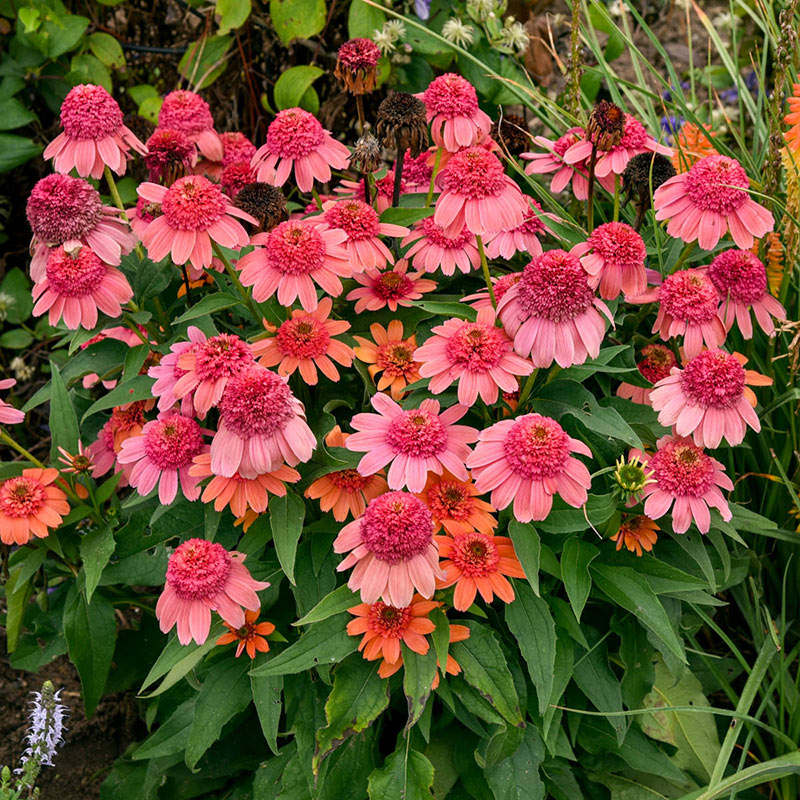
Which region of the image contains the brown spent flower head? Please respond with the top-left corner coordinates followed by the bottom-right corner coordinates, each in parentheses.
top-left (375, 92), bottom-right (429, 157)
top-left (335, 38), bottom-right (381, 95)
top-left (351, 132), bottom-right (383, 175)
top-left (490, 113), bottom-right (530, 156)
top-left (622, 152), bottom-right (676, 208)
top-left (234, 182), bottom-right (288, 232)
top-left (586, 100), bottom-right (625, 150)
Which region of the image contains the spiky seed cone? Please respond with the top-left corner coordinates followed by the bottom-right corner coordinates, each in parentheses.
top-left (375, 92), bottom-right (429, 157)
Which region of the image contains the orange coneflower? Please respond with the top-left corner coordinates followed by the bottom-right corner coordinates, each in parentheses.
top-left (305, 427), bottom-right (388, 521)
top-left (417, 471), bottom-right (497, 537)
top-left (435, 531), bottom-right (526, 611)
top-left (353, 320), bottom-right (422, 400)
top-left (610, 515), bottom-right (659, 557)
top-left (671, 121), bottom-right (718, 173)
top-left (217, 609), bottom-right (276, 658)
top-left (0, 468), bottom-right (70, 545)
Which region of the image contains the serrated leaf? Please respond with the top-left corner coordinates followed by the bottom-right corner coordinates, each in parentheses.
top-left (560, 537), bottom-right (598, 622)
top-left (368, 746), bottom-right (435, 800)
top-left (270, 491), bottom-right (305, 584)
top-left (80, 526), bottom-right (116, 604)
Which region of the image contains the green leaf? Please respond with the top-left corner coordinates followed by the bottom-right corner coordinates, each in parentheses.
top-left (560, 537), bottom-right (598, 622)
top-left (402, 644), bottom-right (437, 730)
top-left (274, 65), bottom-right (324, 110)
top-left (48, 363), bottom-right (80, 464)
top-left (81, 375), bottom-right (155, 422)
top-left (132, 700), bottom-right (195, 761)
top-left (251, 672), bottom-right (283, 755)
top-left (63, 585), bottom-right (116, 715)
top-left (216, 0), bottom-right (251, 34)
top-left (46, 14), bottom-right (90, 58)
top-left (508, 520), bottom-right (540, 596)
top-left (415, 301), bottom-right (477, 321)
top-left (88, 32), bottom-right (125, 68)
top-left (270, 491), bottom-right (305, 584)
top-left (80, 526), bottom-right (116, 604)
top-left (590, 563), bottom-right (686, 665)
top-left (505, 585), bottom-right (555, 716)
top-left (185, 656), bottom-right (252, 770)
top-left (5, 566), bottom-right (32, 653)
top-left (294, 584), bottom-right (359, 626)
top-left (0, 329), bottom-right (33, 348)
top-left (315, 658), bottom-right (390, 772)
top-left (683, 752), bottom-right (800, 800)
top-left (0, 97), bottom-right (36, 130)
top-left (269, 0), bottom-right (327, 44)
top-left (484, 726), bottom-right (545, 800)
top-left (379, 207), bottom-right (433, 226)
top-left (68, 54), bottom-right (112, 93)
top-left (572, 638), bottom-right (625, 743)
top-left (130, 253), bottom-right (173, 301)
top-left (140, 626), bottom-right (223, 696)
top-left (1, 268), bottom-right (34, 324)
top-left (451, 621), bottom-right (522, 727)
top-left (429, 608), bottom-right (449, 678)
top-left (172, 292), bottom-right (242, 324)
top-left (348, 0), bottom-right (384, 38)
top-left (368, 746), bottom-right (435, 800)
top-left (178, 35), bottom-right (232, 90)
top-left (250, 614), bottom-right (356, 676)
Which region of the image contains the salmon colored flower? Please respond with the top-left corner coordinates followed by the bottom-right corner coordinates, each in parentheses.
top-left (353, 321), bottom-right (422, 400)
top-left (616, 343), bottom-right (677, 406)
top-left (436, 531), bottom-right (525, 610)
top-left (484, 200), bottom-right (547, 260)
top-left (785, 78), bottom-right (800, 153)
top-left (672, 122), bottom-right (718, 173)
top-left (401, 217), bottom-right (480, 276)
top-left (87, 401), bottom-right (149, 485)
top-left (347, 259), bottom-right (436, 313)
top-left (417, 74), bottom-right (492, 152)
top-left (158, 90), bottom-right (223, 161)
top-left (611, 515), bottom-right (659, 556)
top-left (0, 468), bottom-right (69, 545)
top-left (305, 427), bottom-right (388, 521)
top-left (416, 471), bottom-right (497, 536)
top-left (0, 379), bottom-right (24, 426)
top-left (217, 609), bottom-right (276, 658)
top-left (250, 297), bottom-right (354, 385)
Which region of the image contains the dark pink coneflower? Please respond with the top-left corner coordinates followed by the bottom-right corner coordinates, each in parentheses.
top-left (402, 217), bottom-right (480, 276)
top-left (417, 74), bottom-right (492, 152)
top-left (346, 259), bottom-right (436, 313)
top-left (144, 128), bottom-right (197, 182)
top-left (158, 90), bottom-right (223, 161)
top-left (220, 161), bottom-right (257, 198)
top-left (221, 132), bottom-right (257, 167)
top-left (616, 343), bottom-right (677, 405)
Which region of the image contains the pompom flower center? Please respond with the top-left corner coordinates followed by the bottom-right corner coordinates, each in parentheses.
top-left (517, 250), bottom-right (594, 321)
top-left (161, 176), bottom-right (228, 231)
top-left (338, 38), bottom-right (381, 70)
top-left (60, 84), bottom-right (123, 140)
top-left (166, 538), bottom-right (232, 600)
top-left (266, 221), bottom-right (326, 275)
top-left (324, 200), bottom-right (380, 240)
top-left (516, 206), bottom-right (546, 236)
top-left (27, 174), bottom-right (103, 244)
top-left (194, 334), bottom-right (254, 382)
top-left (679, 350), bottom-right (746, 408)
top-left (159, 91), bottom-right (214, 134)
top-left (426, 480), bottom-right (474, 522)
top-left (449, 532), bottom-right (500, 577)
top-left (637, 344), bottom-right (677, 384)
top-left (267, 109), bottom-right (325, 158)
top-left (420, 216), bottom-right (472, 248)
top-left (373, 270), bottom-right (413, 300)
top-left (445, 322), bottom-right (507, 370)
top-left (708, 250), bottom-right (767, 304)
top-left (440, 148), bottom-right (508, 198)
top-left (648, 440), bottom-right (715, 497)
top-left (493, 273), bottom-right (522, 303)
top-left (218, 368), bottom-right (294, 437)
top-left (143, 416), bottom-right (205, 470)
top-left (423, 74), bottom-right (479, 118)
top-left (276, 316), bottom-right (331, 358)
top-left (45, 247), bottom-right (106, 297)
top-left (368, 602), bottom-right (412, 637)
top-left (376, 342), bottom-right (417, 377)
top-left (359, 491), bottom-right (435, 563)
top-left (587, 222), bottom-right (645, 266)
top-left (502, 415), bottom-right (571, 479)
top-left (659, 270), bottom-right (719, 323)
top-left (386, 409), bottom-right (447, 457)
top-left (0, 477), bottom-right (45, 518)
top-left (329, 469), bottom-right (370, 491)
top-left (684, 155), bottom-right (749, 214)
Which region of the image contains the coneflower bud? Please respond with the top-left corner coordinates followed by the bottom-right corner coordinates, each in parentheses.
top-left (490, 113), bottom-right (530, 156)
top-left (334, 38), bottom-right (381, 95)
top-left (234, 182), bottom-right (288, 232)
top-left (375, 92), bottom-right (429, 157)
top-left (351, 132), bottom-right (383, 175)
top-left (612, 454), bottom-right (654, 503)
top-left (586, 100), bottom-right (625, 150)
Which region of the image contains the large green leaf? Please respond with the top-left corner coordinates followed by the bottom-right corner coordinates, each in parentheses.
top-left (572, 638), bottom-right (625, 743)
top-left (507, 520), bottom-right (540, 596)
top-left (251, 672), bottom-right (283, 755)
top-left (270, 0), bottom-right (326, 45)
top-left (560, 537), bottom-right (598, 622)
top-left (48, 363), bottom-right (79, 463)
top-left (274, 65), bottom-right (324, 111)
top-left (368, 745), bottom-right (435, 800)
top-left (484, 726), bottom-right (545, 800)
top-left (348, 0), bottom-right (384, 38)
top-left (270, 490), bottom-right (306, 584)
top-left (294, 584), bottom-right (360, 626)
top-left (80, 526), bottom-right (116, 604)
top-left (402, 644), bottom-right (437, 730)
top-left (216, 0), bottom-right (251, 34)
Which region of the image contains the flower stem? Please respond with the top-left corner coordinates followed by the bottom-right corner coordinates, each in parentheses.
top-left (425, 147), bottom-right (443, 208)
top-left (180, 264), bottom-right (195, 306)
top-left (393, 148), bottom-right (406, 208)
top-left (311, 186), bottom-right (324, 211)
top-left (613, 174), bottom-right (621, 222)
top-left (516, 369), bottom-right (538, 410)
top-left (105, 165), bottom-right (145, 260)
top-left (212, 242), bottom-right (262, 323)
top-left (476, 235), bottom-right (496, 308)
top-left (586, 144), bottom-right (598, 232)
top-left (356, 94), bottom-right (366, 135)
top-left (0, 428), bottom-right (45, 468)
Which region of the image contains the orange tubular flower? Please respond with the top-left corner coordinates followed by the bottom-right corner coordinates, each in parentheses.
top-left (671, 122), bottom-right (718, 173)
top-left (435, 532), bottom-right (526, 611)
top-left (251, 297), bottom-right (355, 385)
top-left (217, 609), bottom-right (276, 658)
top-left (0, 468), bottom-right (70, 545)
top-left (785, 79), bottom-right (800, 153)
top-left (305, 427), bottom-right (388, 521)
top-left (353, 320), bottom-right (422, 401)
top-left (611, 515), bottom-right (659, 557)
top-left (417, 471), bottom-right (497, 537)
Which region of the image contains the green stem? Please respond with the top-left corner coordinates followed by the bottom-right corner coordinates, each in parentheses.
top-left (476, 235), bottom-right (496, 308)
top-left (0, 429), bottom-right (45, 468)
top-left (311, 186), bottom-right (324, 211)
top-left (516, 369), bottom-right (538, 410)
top-left (425, 148), bottom-right (443, 208)
top-left (672, 240), bottom-right (698, 273)
top-left (212, 242), bottom-right (262, 323)
top-left (105, 165), bottom-right (145, 260)
top-left (586, 144), bottom-right (598, 232)
top-left (612, 174), bottom-right (621, 222)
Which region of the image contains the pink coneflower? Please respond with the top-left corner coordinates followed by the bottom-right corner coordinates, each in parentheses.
top-left (158, 90), bottom-right (223, 161)
top-left (321, 199), bottom-right (409, 271)
top-left (484, 200), bottom-right (547, 260)
top-left (44, 84), bottom-right (147, 179)
top-left (653, 269), bottom-right (725, 358)
top-left (571, 221), bottom-right (647, 300)
top-left (334, 491), bottom-right (443, 606)
top-left (403, 150), bottom-right (434, 191)
top-left (434, 147), bottom-right (528, 237)
top-left (498, 249), bottom-right (613, 367)
top-left (31, 246), bottom-right (133, 330)
top-left (156, 538), bottom-right (268, 645)
top-left (563, 113), bottom-right (672, 178)
top-left (467, 414), bottom-right (592, 522)
top-left (705, 249), bottom-right (786, 338)
top-left (237, 219), bottom-right (349, 311)
top-left (414, 307), bottom-right (533, 405)
top-left (220, 161), bottom-right (256, 198)
top-left (211, 365), bottom-right (315, 478)
top-left (252, 108), bottom-right (350, 192)
top-left (26, 174), bottom-right (135, 280)
top-left (127, 197), bottom-right (160, 240)
top-left (334, 170), bottom-right (406, 214)
top-left (0, 379), bottom-right (24, 426)
top-left (221, 132), bottom-right (257, 166)
top-left (654, 155), bottom-right (774, 250)
top-left (144, 128), bottom-right (196, 182)
top-left (617, 343), bottom-right (677, 405)
top-left (417, 74), bottom-right (492, 152)
top-left (630, 436), bottom-right (732, 533)
top-left (172, 328), bottom-right (254, 417)
top-left (118, 414), bottom-right (207, 504)
top-left (137, 175), bottom-right (255, 270)
top-left (401, 217), bottom-right (480, 276)
top-left (148, 339), bottom-right (196, 416)
top-left (346, 259), bottom-right (436, 313)
top-left (649, 349), bottom-right (771, 448)
top-left (58, 440), bottom-right (93, 475)
top-left (250, 297), bottom-right (354, 384)
top-left (463, 272), bottom-right (523, 310)
top-left (346, 394), bottom-right (478, 493)
top-left (86, 402), bottom-right (149, 485)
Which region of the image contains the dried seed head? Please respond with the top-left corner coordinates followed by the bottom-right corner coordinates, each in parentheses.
top-left (234, 182), bottom-right (288, 232)
top-left (351, 132), bottom-right (384, 174)
top-left (490, 113), bottom-right (530, 156)
top-left (622, 152), bottom-right (676, 209)
top-left (334, 38), bottom-right (382, 95)
top-left (375, 92), bottom-right (429, 156)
